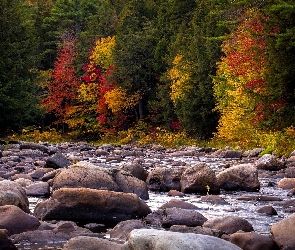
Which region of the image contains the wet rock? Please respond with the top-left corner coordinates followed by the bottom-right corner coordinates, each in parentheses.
top-left (180, 163), bottom-right (220, 194)
top-left (25, 181), bottom-right (50, 197)
top-left (161, 207), bottom-right (207, 228)
top-left (271, 213), bottom-right (295, 249)
top-left (237, 194), bottom-right (282, 201)
top-left (287, 188), bottom-right (295, 197)
top-left (278, 178), bottom-right (295, 189)
top-left (201, 195), bottom-right (230, 205)
top-left (63, 236), bottom-right (122, 250)
top-left (0, 205), bottom-right (40, 235)
top-left (242, 148), bottom-right (264, 158)
top-left (0, 229), bottom-right (17, 250)
top-left (160, 199), bottom-right (200, 210)
top-left (167, 190), bottom-right (185, 197)
top-left (144, 209), bottom-right (164, 227)
top-left (120, 163), bottom-right (148, 181)
top-left (217, 164), bottom-right (260, 192)
top-left (257, 205), bottom-right (278, 215)
top-left (52, 162), bottom-right (148, 199)
top-left (203, 216), bottom-right (254, 235)
top-left (229, 231), bottom-right (279, 250)
top-left (121, 229), bottom-right (242, 250)
top-left (146, 167), bottom-right (184, 192)
top-left (222, 150), bottom-right (242, 159)
top-left (46, 153), bottom-right (71, 169)
top-left (169, 225), bottom-right (222, 237)
top-left (255, 154), bottom-right (285, 171)
top-left (34, 188), bottom-right (151, 223)
top-left (0, 180), bottom-right (29, 212)
top-left (110, 219), bottom-right (149, 241)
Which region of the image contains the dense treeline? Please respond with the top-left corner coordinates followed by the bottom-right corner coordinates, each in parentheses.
top-left (1, 0), bottom-right (295, 151)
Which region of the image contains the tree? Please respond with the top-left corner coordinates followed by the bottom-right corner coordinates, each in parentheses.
top-left (41, 34), bottom-right (80, 132)
top-left (0, 0), bottom-right (42, 133)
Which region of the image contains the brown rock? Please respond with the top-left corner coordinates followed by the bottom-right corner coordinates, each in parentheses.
top-left (34, 188), bottom-right (151, 223)
top-left (257, 205), bottom-right (278, 215)
top-left (180, 163), bottom-right (220, 194)
top-left (229, 231), bottom-right (278, 250)
top-left (169, 225), bottom-right (222, 237)
top-left (25, 182), bottom-right (50, 197)
top-left (0, 229), bottom-right (17, 250)
top-left (167, 190), bottom-right (185, 197)
top-left (201, 195), bottom-right (230, 205)
top-left (120, 163), bottom-right (148, 181)
top-left (278, 178), bottom-right (295, 189)
top-left (203, 216), bottom-right (254, 235)
top-left (0, 205), bottom-right (40, 235)
top-left (271, 213), bottom-right (295, 249)
top-left (160, 199), bottom-right (200, 210)
top-left (255, 154), bottom-right (285, 171)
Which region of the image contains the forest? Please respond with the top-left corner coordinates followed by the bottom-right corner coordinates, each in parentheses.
top-left (1, 0), bottom-right (295, 154)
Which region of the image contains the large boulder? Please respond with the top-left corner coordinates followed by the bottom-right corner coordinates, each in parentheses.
top-left (121, 229), bottom-right (242, 250)
top-left (120, 163), bottom-right (148, 181)
top-left (146, 167), bottom-right (184, 192)
top-left (63, 236), bottom-right (122, 250)
top-left (216, 164), bottom-right (260, 191)
top-left (52, 162), bottom-right (148, 199)
top-left (203, 216), bottom-right (254, 235)
top-left (255, 154), bottom-right (285, 171)
top-left (271, 213), bottom-right (295, 249)
top-left (34, 188), bottom-right (151, 223)
top-left (0, 205), bottom-right (40, 235)
top-left (0, 180), bottom-right (29, 212)
top-left (229, 231), bottom-right (278, 250)
top-left (180, 163), bottom-right (220, 194)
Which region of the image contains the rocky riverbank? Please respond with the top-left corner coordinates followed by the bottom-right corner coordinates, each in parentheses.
top-left (1, 141), bottom-right (295, 249)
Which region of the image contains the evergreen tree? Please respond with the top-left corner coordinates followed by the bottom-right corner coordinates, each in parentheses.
top-left (0, 0), bottom-right (42, 133)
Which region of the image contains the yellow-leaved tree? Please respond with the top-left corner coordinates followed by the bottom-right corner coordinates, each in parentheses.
top-left (213, 8), bottom-right (269, 146)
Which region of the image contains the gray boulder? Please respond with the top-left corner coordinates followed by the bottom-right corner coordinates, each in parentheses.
top-left (120, 163), bottom-right (148, 181)
top-left (255, 154), bottom-right (285, 171)
top-left (216, 164), bottom-right (260, 191)
top-left (180, 163), bottom-right (220, 194)
top-left (121, 229), bottom-right (242, 250)
top-left (0, 180), bottom-right (29, 212)
top-left (46, 153), bottom-right (71, 169)
top-left (34, 188), bottom-right (151, 223)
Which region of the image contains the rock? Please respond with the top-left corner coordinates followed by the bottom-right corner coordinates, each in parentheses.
top-left (229, 231), bottom-right (278, 250)
top-left (0, 205), bottom-right (40, 235)
top-left (34, 188), bottom-right (151, 223)
top-left (13, 178), bottom-right (33, 187)
top-left (46, 153), bottom-right (71, 169)
top-left (237, 194), bottom-right (282, 201)
top-left (94, 149), bottom-right (109, 156)
top-left (203, 216), bottom-right (254, 235)
top-left (161, 207), bottom-right (207, 228)
top-left (146, 167), bottom-right (184, 192)
top-left (160, 199), bottom-right (200, 210)
top-left (287, 188), bottom-right (295, 197)
top-left (271, 213), bottom-right (295, 249)
top-left (120, 163), bottom-right (148, 181)
top-left (19, 142), bottom-right (49, 154)
top-left (0, 180), bottom-right (29, 212)
top-left (41, 169), bottom-right (58, 181)
top-left (121, 229), bottom-right (242, 250)
top-left (180, 163), bottom-right (220, 194)
top-left (25, 182), bottom-right (50, 197)
top-left (169, 225), bottom-right (222, 237)
top-left (222, 150), bottom-right (242, 158)
top-left (255, 154), bottom-right (285, 171)
top-left (63, 236), bottom-right (122, 250)
top-left (278, 178), bottom-right (295, 189)
top-left (216, 164), bottom-right (260, 192)
top-left (0, 229), bottom-right (17, 250)
top-left (201, 195), bottom-right (230, 205)
top-left (113, 169), bottom-right (149, 200)
top-left (110, 219), bottom-right (149, 241)
top-left (29, 168), bottom-right (54, 180)
top-left (167, 190), bottom-right (185, 197)
top-left (243, 148), bottom-right (264, 158)
top-left (257, 205), bottom-right (278, 215)
top-left (52, 162), bottom-right (148, 199)
top-left (144, 209), bottom-right (164, 227)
